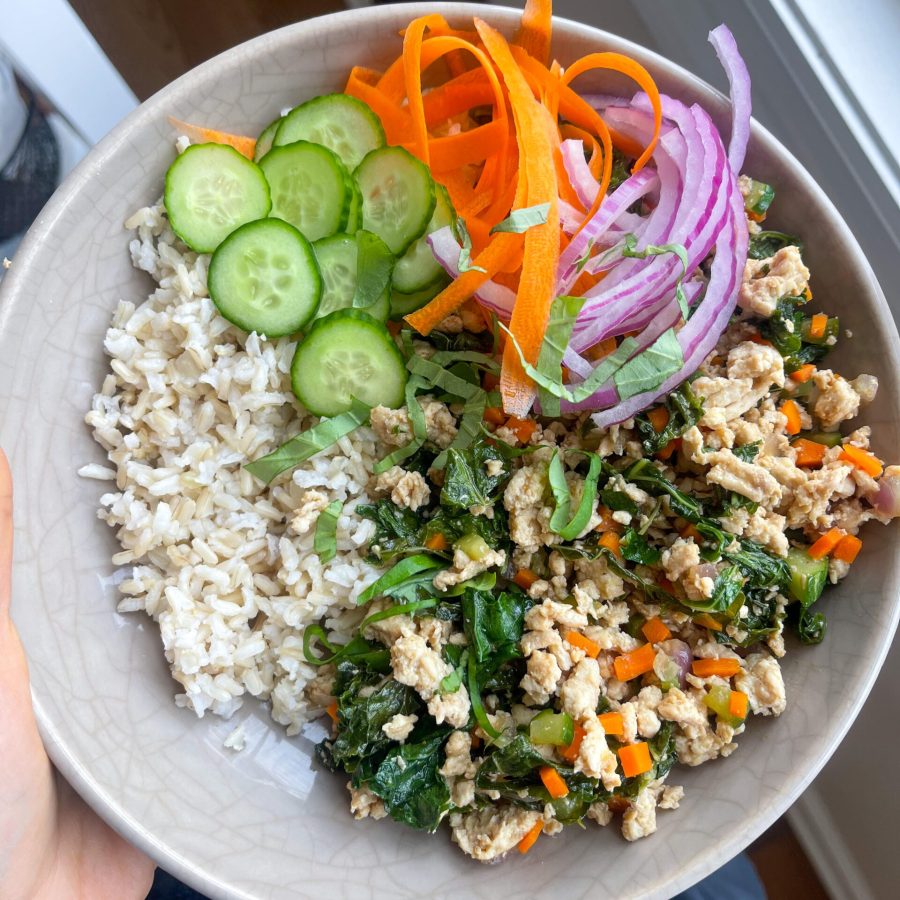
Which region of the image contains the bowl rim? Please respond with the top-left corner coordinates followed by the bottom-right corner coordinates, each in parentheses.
top-left (3, 3), bottom-right (899, 898)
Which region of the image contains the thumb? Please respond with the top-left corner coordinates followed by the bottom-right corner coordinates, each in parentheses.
top-left (0, 447), bottom-right (11, 620)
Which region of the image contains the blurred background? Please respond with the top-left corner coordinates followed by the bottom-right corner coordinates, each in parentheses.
top-left (0, 1), bottom-right (897, 898)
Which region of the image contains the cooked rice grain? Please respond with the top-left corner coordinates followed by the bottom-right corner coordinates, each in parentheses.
top-left (84, 204), bottom-right (378, 734)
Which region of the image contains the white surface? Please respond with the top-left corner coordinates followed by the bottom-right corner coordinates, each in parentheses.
top-left (0, 0), bottom-right (137, 145)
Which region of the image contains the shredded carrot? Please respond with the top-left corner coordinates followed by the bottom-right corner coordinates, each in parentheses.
top-left (840, 444), bottom-right (884, 478)
top-left (597, 531), bottom-right (622, 558)
top-left (613, 643), bottom-right (656, 682)
top-left (565, 631), bottom-right (601, 658)
top-left (641, 617), bottom-right (671, 644)
top-left (833, 534), bottom-right (862, 564)
top-left (518, 820), bottom-right (544, 854)
top-left (539, 765), bottom-right (569, 799)
top-left (560, 52), bottom-right (661, 238)
top-left (694, 613), bottom-right (723, 632)
top-left (691, 658), bottom-right (741, 678)
top-left (808, 528), bottom-right (845, 559)
top-left (326, 701), bottom-right (338, 723)
top-left (425, 532), bottom-right (448, 552)
top-left (167, 118), bottom-right (256, 159)
top-left (780, 399), bottom-right (802, 436)
top-left (790, 364), bottom-right (816, 383)
top-left (344, 67), bottom-right (413, 144)
top-left (506, 415), bottom-right (538, 444)
top-left (484, 406), bottom-right (507, 427)
top-left (647, 406), bottom-right (670, 433)
top-left (656, 438), bottom-right (681, 461)
top-left (475, 20), bottom-right (560, 416)
top-left (808, 313), bottom-right (828, 339)
top-left (559, 724), bottom-right (586, 763)
top-left (513, 568), bottom-right (539, 590)
top-left (516, 0), bottom-right (553, 64)
top-left (728, 690), bottom-right (749, 721)
top-left (792, 438), bottom-right (827, 468)
top-left (680, 523), bottom-right (703, 542)
top-left (598, 711), bottom-right (625, 736)
top-left (618, 742), bottom-right (652, 778)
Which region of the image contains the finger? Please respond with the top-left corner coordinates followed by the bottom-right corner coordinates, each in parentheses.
top-left (0, 447), bottom-right (12, 619)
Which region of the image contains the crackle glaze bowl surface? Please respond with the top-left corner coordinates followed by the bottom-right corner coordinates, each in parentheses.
top-left (1, 4), bottom-right (898, 898)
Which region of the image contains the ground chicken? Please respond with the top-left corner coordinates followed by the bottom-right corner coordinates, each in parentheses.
top-left (370, 397), bottom-right (458, 449)
top-left (503, 450), bottom-right (557, 551)
top-left (734, 653), bottom-right (786, 716)
top-left (520, 650), bottom-right (563, 705)
top-left (390, 634), bottom-right (470, 728)
top-left (433, 545), bottom-right (506, 591)
top-left (369, 405), bottom-right (411, 447)
top-left (575, 715), bottom-right (621, 790)
top-left (739, 245), bottom-right (809, 317)
top-left (813, 370), bottom-right (861, 430)
top-left (661, 538), bottom-right (701, 581)
top-left (371, 465), bottom-right (431, 511)
top-left (693, 342), bottom-right (785, 426)
top-left (348, 783), bottom-right (387, 820)
top-left (622, 784), bottom-right (658, 841)
top-left (381, 713), bottom-right (417, 743)
top-left (450, 806), bottom-right (542, 862)
top-left (658, 687), bottom-right (737, 766)
top-left (559, 657), bottom-right (602, 722)
top-left (289, 490), bottom-right (330, 534)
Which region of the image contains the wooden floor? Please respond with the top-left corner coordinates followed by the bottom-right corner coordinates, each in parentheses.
top-left (67, 3), bottom-right (833, 897)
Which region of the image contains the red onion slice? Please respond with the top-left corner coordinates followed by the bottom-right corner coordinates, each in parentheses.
top-left (708, 24), bottom-right (752, 174)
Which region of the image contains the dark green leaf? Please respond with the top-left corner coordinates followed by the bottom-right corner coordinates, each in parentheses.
top-left (620, 528), bottom-right (661, 565)
top-left (731, 442), bottom-right (761, 463)
top-left (748, 230), bottom-right (800, 260)
top-left (369, 732), bottom-right (452, 831)
top-left (359, 500), bottom-right (422, 563)
top-left (634, 382), bottom-right (704, 455)
top-left (358, 554), bottom-right (444, 605)
top-left (440, 442), bottom-right (509, 511)
top-left (321, 660), bottom-right (421, 775)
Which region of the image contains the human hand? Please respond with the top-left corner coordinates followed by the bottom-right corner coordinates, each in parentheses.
top-left (0, 449), bottom-right (155, 899)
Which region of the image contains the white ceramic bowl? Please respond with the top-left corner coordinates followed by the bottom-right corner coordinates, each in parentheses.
top-left (1, 5), bottom-right (898, 898)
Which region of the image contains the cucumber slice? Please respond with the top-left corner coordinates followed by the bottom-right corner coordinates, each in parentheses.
top-left (392, 184), bottom-right (456, 293)
top-left (253, 116), bottom-right (283, 162)
top-left (389, 275), bottom-right (450, 319)
top-left (355, 146), bottom-right (435, 255)
top-left (275, 94), bottom-right (386, 171)
top-left (290, 309), bottom-right (406, 416)
top-left (312, 232), bottom-right (391, 323)
top-left (259, 141), bottom-right (350, 241)
top-left (164, 143), bottom-right (271, 253)
top-left (208, 218), bottom-right (321, 337)
top-left (346, 179), bottom-right (363, 234)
